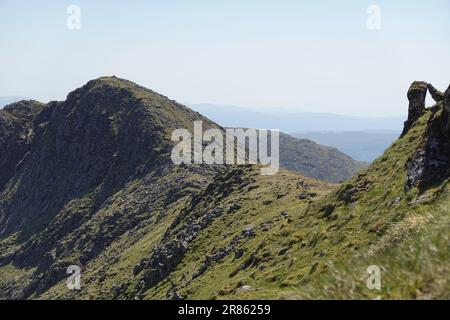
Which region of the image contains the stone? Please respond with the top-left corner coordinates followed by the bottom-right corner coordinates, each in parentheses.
top-left (320, 204), bottom-right (335, 218)
top-left (228, 203), bottom-right (242, 213)
top-left (234, 248), bottom-right (245, 259)
top-left (280, 211), bottom-right (289, 218)
top-left (242, 224), bottom-right (255, 237)
top-left (236, 285), bottom-right (252, 293)
top-left (442, 84), bottom-right (450, 137)
top-left (278, 247), bottom-right (289, 256)
top-left (427, 83), bottom-right (445, 102)
top-left (402, 81), bottom-right (428, 136)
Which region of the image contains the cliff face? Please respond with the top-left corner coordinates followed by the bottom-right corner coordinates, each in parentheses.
top-left (0, 100), bottom-right (45, 190)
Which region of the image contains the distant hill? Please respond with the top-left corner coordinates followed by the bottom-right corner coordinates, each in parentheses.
top-left (190, 103), bottom-right (404, 162)
top-left (292, 130), bottom-right (400, 162)
top-left (279, 132), bottom-right (367, 182)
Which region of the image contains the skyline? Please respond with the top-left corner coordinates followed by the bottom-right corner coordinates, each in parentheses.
top-left (1, 0), bottom-right (450, 116)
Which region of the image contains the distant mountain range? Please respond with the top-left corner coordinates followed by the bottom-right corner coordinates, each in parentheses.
top-left (189, 103), bottom-right (405, 132)
top-left (189, 104), bottom-right (404, 162)
top-left (292, 130), bottom-right (400, 162)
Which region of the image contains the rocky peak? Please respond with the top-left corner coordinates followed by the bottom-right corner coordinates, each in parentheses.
top-left (402, 81), bottom-right (428, 136)
top-left (404, 82), bottom-right (450, 191)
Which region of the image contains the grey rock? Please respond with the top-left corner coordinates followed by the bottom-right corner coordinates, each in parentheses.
top-left (402, 81), bottom-right (428, 136)
top-left (427, 83), bottom-right (445, 102)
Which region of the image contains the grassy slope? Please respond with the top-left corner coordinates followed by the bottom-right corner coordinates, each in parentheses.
top-left (144, 109), bottom-right (447, 300)
top-left (144, 169), bottom-right (336, 299)
top-left (33, 168), bottom-right (335, 299)
top-left (276, 109), bottom-right (449, 299)
top-left (14, 109), bottom-right (448, 300)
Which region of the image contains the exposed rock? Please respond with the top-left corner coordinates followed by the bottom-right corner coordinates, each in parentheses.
top-left (405, 83), bottom-right (450, 191)
top-left (299, 191), bottom-right (317, 200)
top-left (236, 285), bottom-right (252, 293)
top-left (442, 85), bottom-right (450, 137)
top-left (0, 100), bottom-right (45, 191)
top-left (278, 247), bottom-right (289, 256)
top-left (320, 204), bottom-right (335, 219)
top-left (279, 211), bottom-right (289, 218)
top-left (228, 203), bottom-right (242, 213)
top-left (427, 83), bottom-right (445, 102)
top-left (402, 81), bottom-right (428, 136)
top-left (234, 248), bottom-right (245, 259)
top-left (166, 283), bottom-right (184, 300)
top-left (242, 224), bottom-right (255, 237)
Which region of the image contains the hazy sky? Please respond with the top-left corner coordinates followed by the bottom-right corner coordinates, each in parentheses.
top-left (1, 0), bottom-right (449, 116)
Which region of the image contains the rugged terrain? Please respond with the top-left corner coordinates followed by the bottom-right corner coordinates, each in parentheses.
top-left (0, 78), bottom-right (448, 300)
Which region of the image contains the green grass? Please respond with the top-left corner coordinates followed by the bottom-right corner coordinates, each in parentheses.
top-left (30, 110), bottom-right (449, 300)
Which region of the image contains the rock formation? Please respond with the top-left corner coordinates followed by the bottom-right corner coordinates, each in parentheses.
top-left (405, 82), bottom-right (450, 191)
top-left (427, 83), bottom-right (445, 102)
top-left (402, 81), bottom-right (428, 136)
top-left (441, 84), bottom-right (450, 137)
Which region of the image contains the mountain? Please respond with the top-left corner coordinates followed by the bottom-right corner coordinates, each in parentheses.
top-left (292, 130), bottom-right (400, 162)
top-left (279, 133), bottom-right (366, 182)
top-left (190, 103), bottom-right (405, 133)
top-left (0, 78), bottom-right (448, 300)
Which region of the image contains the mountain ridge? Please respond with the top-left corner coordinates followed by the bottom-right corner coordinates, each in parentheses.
top-left (0, 78), bottom-right (448, 299)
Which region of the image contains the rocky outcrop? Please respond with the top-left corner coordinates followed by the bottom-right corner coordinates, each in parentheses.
top-left (402, 81), bottom-right (428, 136)
top-left (427, 83), bottom-right (445, 102)
top-left (131, 167), bottom-right (253, 298)
top-left (405, 83), bottom-right (450, 191)
top-left (0, 100), bottom-right (45, 190)
top-left (441, 85), bottom-right (450, 137)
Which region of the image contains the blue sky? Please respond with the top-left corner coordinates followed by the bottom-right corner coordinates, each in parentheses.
top-left (1, 0), bottom-right (449, 116)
